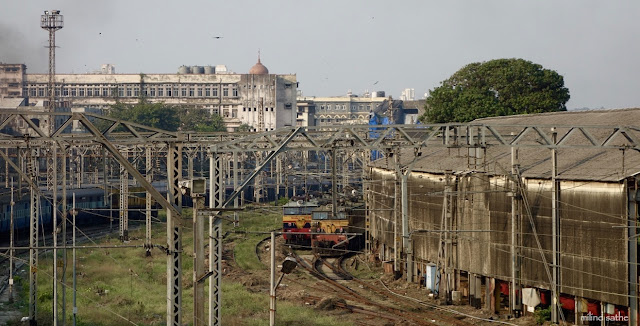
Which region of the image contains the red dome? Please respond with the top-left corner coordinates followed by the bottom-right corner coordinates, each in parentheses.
top-left (249, 56), bottom-right (269, 75)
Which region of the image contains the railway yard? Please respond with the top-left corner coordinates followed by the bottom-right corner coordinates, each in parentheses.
top-left (1, 205), bottom-right (534, 326)
top-left (1, 111), bottom-right (640, 325)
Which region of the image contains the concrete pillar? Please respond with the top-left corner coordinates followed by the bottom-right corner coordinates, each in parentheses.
top-left (485, 277), bottom-right (493, 313)
top-left (469, 274), bottom-right (476, 306)
top-left (475, 275), bottom-right (482, 309)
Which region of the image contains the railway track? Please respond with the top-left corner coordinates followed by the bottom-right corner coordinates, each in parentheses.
top-left (252, 230), bottom-right (488, 326)
top-left (293, 252), bottom-right (439, 326)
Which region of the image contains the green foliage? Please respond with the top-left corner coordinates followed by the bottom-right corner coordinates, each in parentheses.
top-left (237, 123), bottom-right (252, 132)
top-left (534, 306), bottom-right (552, 324)
top-left (109, 101), bottom-right (180, 131)
top-left (104, 101), bottom-right (226, 132)
top-left (274, 196), bottom-right (289, 206)
top-left (179, 107), bottom-right (226, 132)
top-left (420, 58), bottom-right (570, 123)
top-left (230, 207), bottom-right (281, 271)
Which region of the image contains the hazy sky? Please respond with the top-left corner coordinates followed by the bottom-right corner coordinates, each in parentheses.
top-left (1, 1), bottom-right (638, 109)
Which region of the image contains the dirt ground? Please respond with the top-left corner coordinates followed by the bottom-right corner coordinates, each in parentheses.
top-left (244, 237), bottom-right (540, 326)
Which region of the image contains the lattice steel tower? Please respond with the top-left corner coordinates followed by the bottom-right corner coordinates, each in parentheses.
top-left (40, 10), bottom-right (63, 136)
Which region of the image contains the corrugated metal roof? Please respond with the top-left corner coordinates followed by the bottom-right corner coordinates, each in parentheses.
top-left (374, 108), bottom-right (640, 182)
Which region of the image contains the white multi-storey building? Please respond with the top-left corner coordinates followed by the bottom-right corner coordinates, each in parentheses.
top-left (400, 88), bottom-right (415, 101)
top-left (0, 57), bottom-right (297, 131)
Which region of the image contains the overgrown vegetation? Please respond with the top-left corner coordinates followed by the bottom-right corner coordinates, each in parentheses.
top-left (534, 306), bottom-right (552, 324)
top-left (9, 206), bottom-right (351, 325)
top-left (231, 206), bottom-right (281, 271)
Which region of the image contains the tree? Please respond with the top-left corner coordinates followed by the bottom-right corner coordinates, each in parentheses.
top-left (109, 101), bottom-right (180, 131)
top-left (179, 108), bottom-right (226, 132)
top-left (236, 124), bottom-right (252, 132)
top-left (419, 58), bottom-right (570, 123)
top-left (104, 102), bottom-right (226, 132)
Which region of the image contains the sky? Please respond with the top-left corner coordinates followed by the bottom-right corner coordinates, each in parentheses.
top-left (1, 0), bottom-right (638, 110)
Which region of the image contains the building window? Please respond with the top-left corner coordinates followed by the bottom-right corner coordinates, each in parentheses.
top-left (118, 87), bottom-right (123, 97)
top-left (158, 88), bottom-right (164, 97)
top-left (205, 88), bottom-right (210, 97)
top-left (327, 105), bottom-right (332, 110)
top-left (79, 88), bottom-right (85, 97)
top-left (87, 88), bottom-right (93, 97)
top-left (181, 88), bottom-right (187, 97)
top-left (166, 87), bottom-right (171, 97)
top-left (197, 88), bottom-right (203, 97)
top-left (223, 88), bottom-right (228, 97)
top-left (30, 88), bottom-right (36, 97)
top-left (320, 105), bottom-right (325, 110)
top-left (102, 88), bottom-right (109, 97)
top-left (232, 88), bottom-right (238, 97)
top-left (212, 88), bottom-right (218, 97)
top-left (284, 83), bottom-right (292, 89)
top-left (284, 103), bottom-right (292, 110)
top-left (243, 107), bottom-right (246, 112)
top-left (150, 88), bottom-right (156, 97)
top-left (126, 87), bottom-right (132, 97)
top-left (134, 87), bottom-right (140, 97)
top-left (189, 87), bottom-right (194, 97)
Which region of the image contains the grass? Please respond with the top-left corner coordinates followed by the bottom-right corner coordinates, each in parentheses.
top-left (229, 205), bottom-right (281, 271)
top-left (10, 205), bottom-right (351, 326)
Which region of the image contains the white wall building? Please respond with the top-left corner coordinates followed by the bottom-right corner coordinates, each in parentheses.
top-left (400, 88), bottom-right (415, 101)
top-left (0, 57), bottom-right (297, 132)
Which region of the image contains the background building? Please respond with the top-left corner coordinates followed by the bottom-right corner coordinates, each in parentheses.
top-left (0, 57), bottom-right (297, 131)
top-left (296, 91), bottom-right (416, 127)
top-left (400, 88), bottom-right (415, 101)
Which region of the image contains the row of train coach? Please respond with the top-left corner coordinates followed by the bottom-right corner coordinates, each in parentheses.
top-left (282, 195), bottom-right (365, 255)
top-left (0, 184), bottom-right (165, 236)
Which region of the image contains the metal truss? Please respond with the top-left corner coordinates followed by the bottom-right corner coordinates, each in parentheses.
top-left (119, 151), bottom-right (129, 241)
top-left (2, 112), bottom-right (640, 153)
top-left (166, 144), bottom-right (182, 326)
top-left (208, 152), bottom-right (224, 326)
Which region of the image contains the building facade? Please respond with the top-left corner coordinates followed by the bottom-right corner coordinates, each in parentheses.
top-left (0, 58), bottom-right (297, 132)
top-left (296, 95), bottom-right (391, 127)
